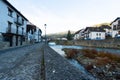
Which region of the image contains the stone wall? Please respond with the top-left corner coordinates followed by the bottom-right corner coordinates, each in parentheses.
top-left (0, 33), bottom-right (3, 41)
top-left (0, 34), bottom-right (9, 50)
top-left (55, 39), bottom-right (120, 49)
top-left (74, 39), bottom-right (120, 49)
top-left (0, 41), bottom-right (9, 50)
top-left (0, 34), bottom-right (39, 50)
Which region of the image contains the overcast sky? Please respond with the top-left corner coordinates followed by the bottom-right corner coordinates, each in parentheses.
top-left (8, 0), bottom-right (120, 34)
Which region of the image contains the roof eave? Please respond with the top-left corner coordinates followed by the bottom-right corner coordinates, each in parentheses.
top-left (3, 0), bottom-right (29, 21)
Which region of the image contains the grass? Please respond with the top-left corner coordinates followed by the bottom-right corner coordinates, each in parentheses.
top-left (81, 49), bottom-right (97, 59)
top-left (63, 48), bottom-right (120, 79)
top-left (62, 48), bottom-right (79, 59)
top-left (63, 48), bottom-right (120, 65)
top-left (81, 49), bottom-right (120, 65)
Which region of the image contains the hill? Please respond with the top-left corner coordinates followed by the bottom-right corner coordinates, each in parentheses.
top-left (93, 22), bottom-right (111, 27)
top-left (47, 31), bottom-right (75, 39)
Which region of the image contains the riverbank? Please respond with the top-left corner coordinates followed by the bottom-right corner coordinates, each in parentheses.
top-left (55, 39), bottom-right (120, 49)
top-left (63, 48), bottom-right (120, 80)
top-left (45, 46), bottom-right (96, 80)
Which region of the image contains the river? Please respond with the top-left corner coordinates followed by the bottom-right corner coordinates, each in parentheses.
top-left (49, 42), bottom-right (120, 79)
top-left (49, 42), bottom-right (97, 79)
top-left (49, 42), bottom-right (120, 54)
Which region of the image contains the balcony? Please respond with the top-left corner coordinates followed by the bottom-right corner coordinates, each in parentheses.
top-left (6, 27), bottom-right (16, 34)
top-left (6, 27), bottom-right (11, 33)
top-left (14, 18), bottom-right (22, 25)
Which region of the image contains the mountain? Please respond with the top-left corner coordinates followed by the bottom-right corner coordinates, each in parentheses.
top-left (47, 31), bottom-right (75, 39)
top-left (93, 22), bottom-right (111, 27)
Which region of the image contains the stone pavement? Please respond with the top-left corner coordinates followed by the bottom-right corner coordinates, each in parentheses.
top-left (0, 43), bottom-right (43, 80)
top-left (44, 45), bottom-right (96, 80)
top-left (0, 43), bottom-right (96, 80)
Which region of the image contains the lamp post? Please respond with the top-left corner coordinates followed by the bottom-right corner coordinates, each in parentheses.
top-left (44, 24), bottom-right (47, 44)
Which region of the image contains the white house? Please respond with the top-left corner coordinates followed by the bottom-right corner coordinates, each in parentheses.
top-left (27, 22), bottom-right (42, 43)
top-left (74, 29), bottom-right (84, 40)
top-left (111, 17), bottom-right (120, 38)
top-left (99, 25), bottom-right (112, 37)
top-left (0, 0), bottom-right (28, 46)
top-left (34, 27), bottom-right (42, 42)
top-left (84, 27), bottom-right (106, 40)
top-left (74, 30), bottom-right (80, 40)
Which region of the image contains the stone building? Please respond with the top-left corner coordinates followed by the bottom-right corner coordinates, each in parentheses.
top-left (0, 0), bottom-right (28, 47)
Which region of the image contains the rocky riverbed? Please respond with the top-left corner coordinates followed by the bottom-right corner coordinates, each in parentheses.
top-left (44, 46), bottom-right (96, 80)
top-left (63, 48), bottom-right (120, 80)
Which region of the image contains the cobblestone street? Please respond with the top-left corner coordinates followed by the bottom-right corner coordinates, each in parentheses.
top-left (0, 43), bottom-right (95, 80)
top-left (0, 43), bottom-right (43, 80)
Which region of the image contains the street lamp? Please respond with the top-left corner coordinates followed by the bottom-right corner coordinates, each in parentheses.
top-left (44, 24), bottom-right (47, 44)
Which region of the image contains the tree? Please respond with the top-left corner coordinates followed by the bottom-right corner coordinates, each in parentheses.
top-left (66, 30), bottom-right (72, 40)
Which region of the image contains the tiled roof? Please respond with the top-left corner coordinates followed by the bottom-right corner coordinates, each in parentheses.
top-left (74, 29), bottom-right (84, 34)
top-left (85, 27), bottom-right (105, 32)
top-left (110, 17), bottom-right (120, 25)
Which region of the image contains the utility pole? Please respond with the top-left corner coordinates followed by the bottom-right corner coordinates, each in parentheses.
top-left (44, 24), bottom-right (47, 44)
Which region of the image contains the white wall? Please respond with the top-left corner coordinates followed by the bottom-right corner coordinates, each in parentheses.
top-left (0, 1), bottom-right (27, 35)
top-left (27, 27), bottom-right (42, 42)
top-left (74, 34), bottom-right (80, 40)
top-left (0, 0), bottom-right (8, 33)
top-left (89, 32), bottom-right (105, 40)
top-left (111, 18), bottom-right (120, 38)
top-left (34, 27), bottom-right (42, 42)
top-left (112, 31), bottom-right (118, 38)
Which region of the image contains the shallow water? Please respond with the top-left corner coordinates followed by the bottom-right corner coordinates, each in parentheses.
top-left (49, 42), bottom-right (120, 54)
top-left (49, 42), bottom-right (96, 79)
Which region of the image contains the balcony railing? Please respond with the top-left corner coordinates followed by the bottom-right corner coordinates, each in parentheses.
top-left (6, 27), bottom-right (11, 33)
top-left (6, 27), bottom-right (16, 34)
top-left (14, 18), bottom-right (22, 25)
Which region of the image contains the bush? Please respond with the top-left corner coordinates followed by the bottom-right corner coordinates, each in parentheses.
top-left (81, 49), bottom-right (120, 63)
top-left (67, 49), bottom-right (79, 58)
top-left (95, 57), bottom-right (111, 65)
top-left (64, 48), bottom-right (120, 63)
top-left (98, 52), bottom-right (120, 63)
top-left (81, 49), bottom-right (98, 59)
top-left (63, 49), bottom-right (78, 59)
top-left (85, 64), bottom-right (93, 70)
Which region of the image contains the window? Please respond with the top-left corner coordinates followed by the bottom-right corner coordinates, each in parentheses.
top-left (16, 26), bottom-right (19, 34)
top-left (96, 33), bottom-right (98, 36)
top-left (118, 20), bottom-right (120, 29)
top-left (8, 8), bottom-right (13, 17)
top-left (118, 20), bottom-right (120, 25)
top-left (117, 25), bottom-right (120, 29)
top-left (99, 33), bottom-right (101, 36)
top-left (17, 15), bottom-right (19, 22)
top-left (22, 19), bottom-right (24, 25)
top-left (113, 25), bottom-right (116, 30)
top-left (22, 28), bottom-right (24, 35)
top-left (118, 31), bottom-right (120, 34)
top-left (8, 22), bottom-right (12, 33)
